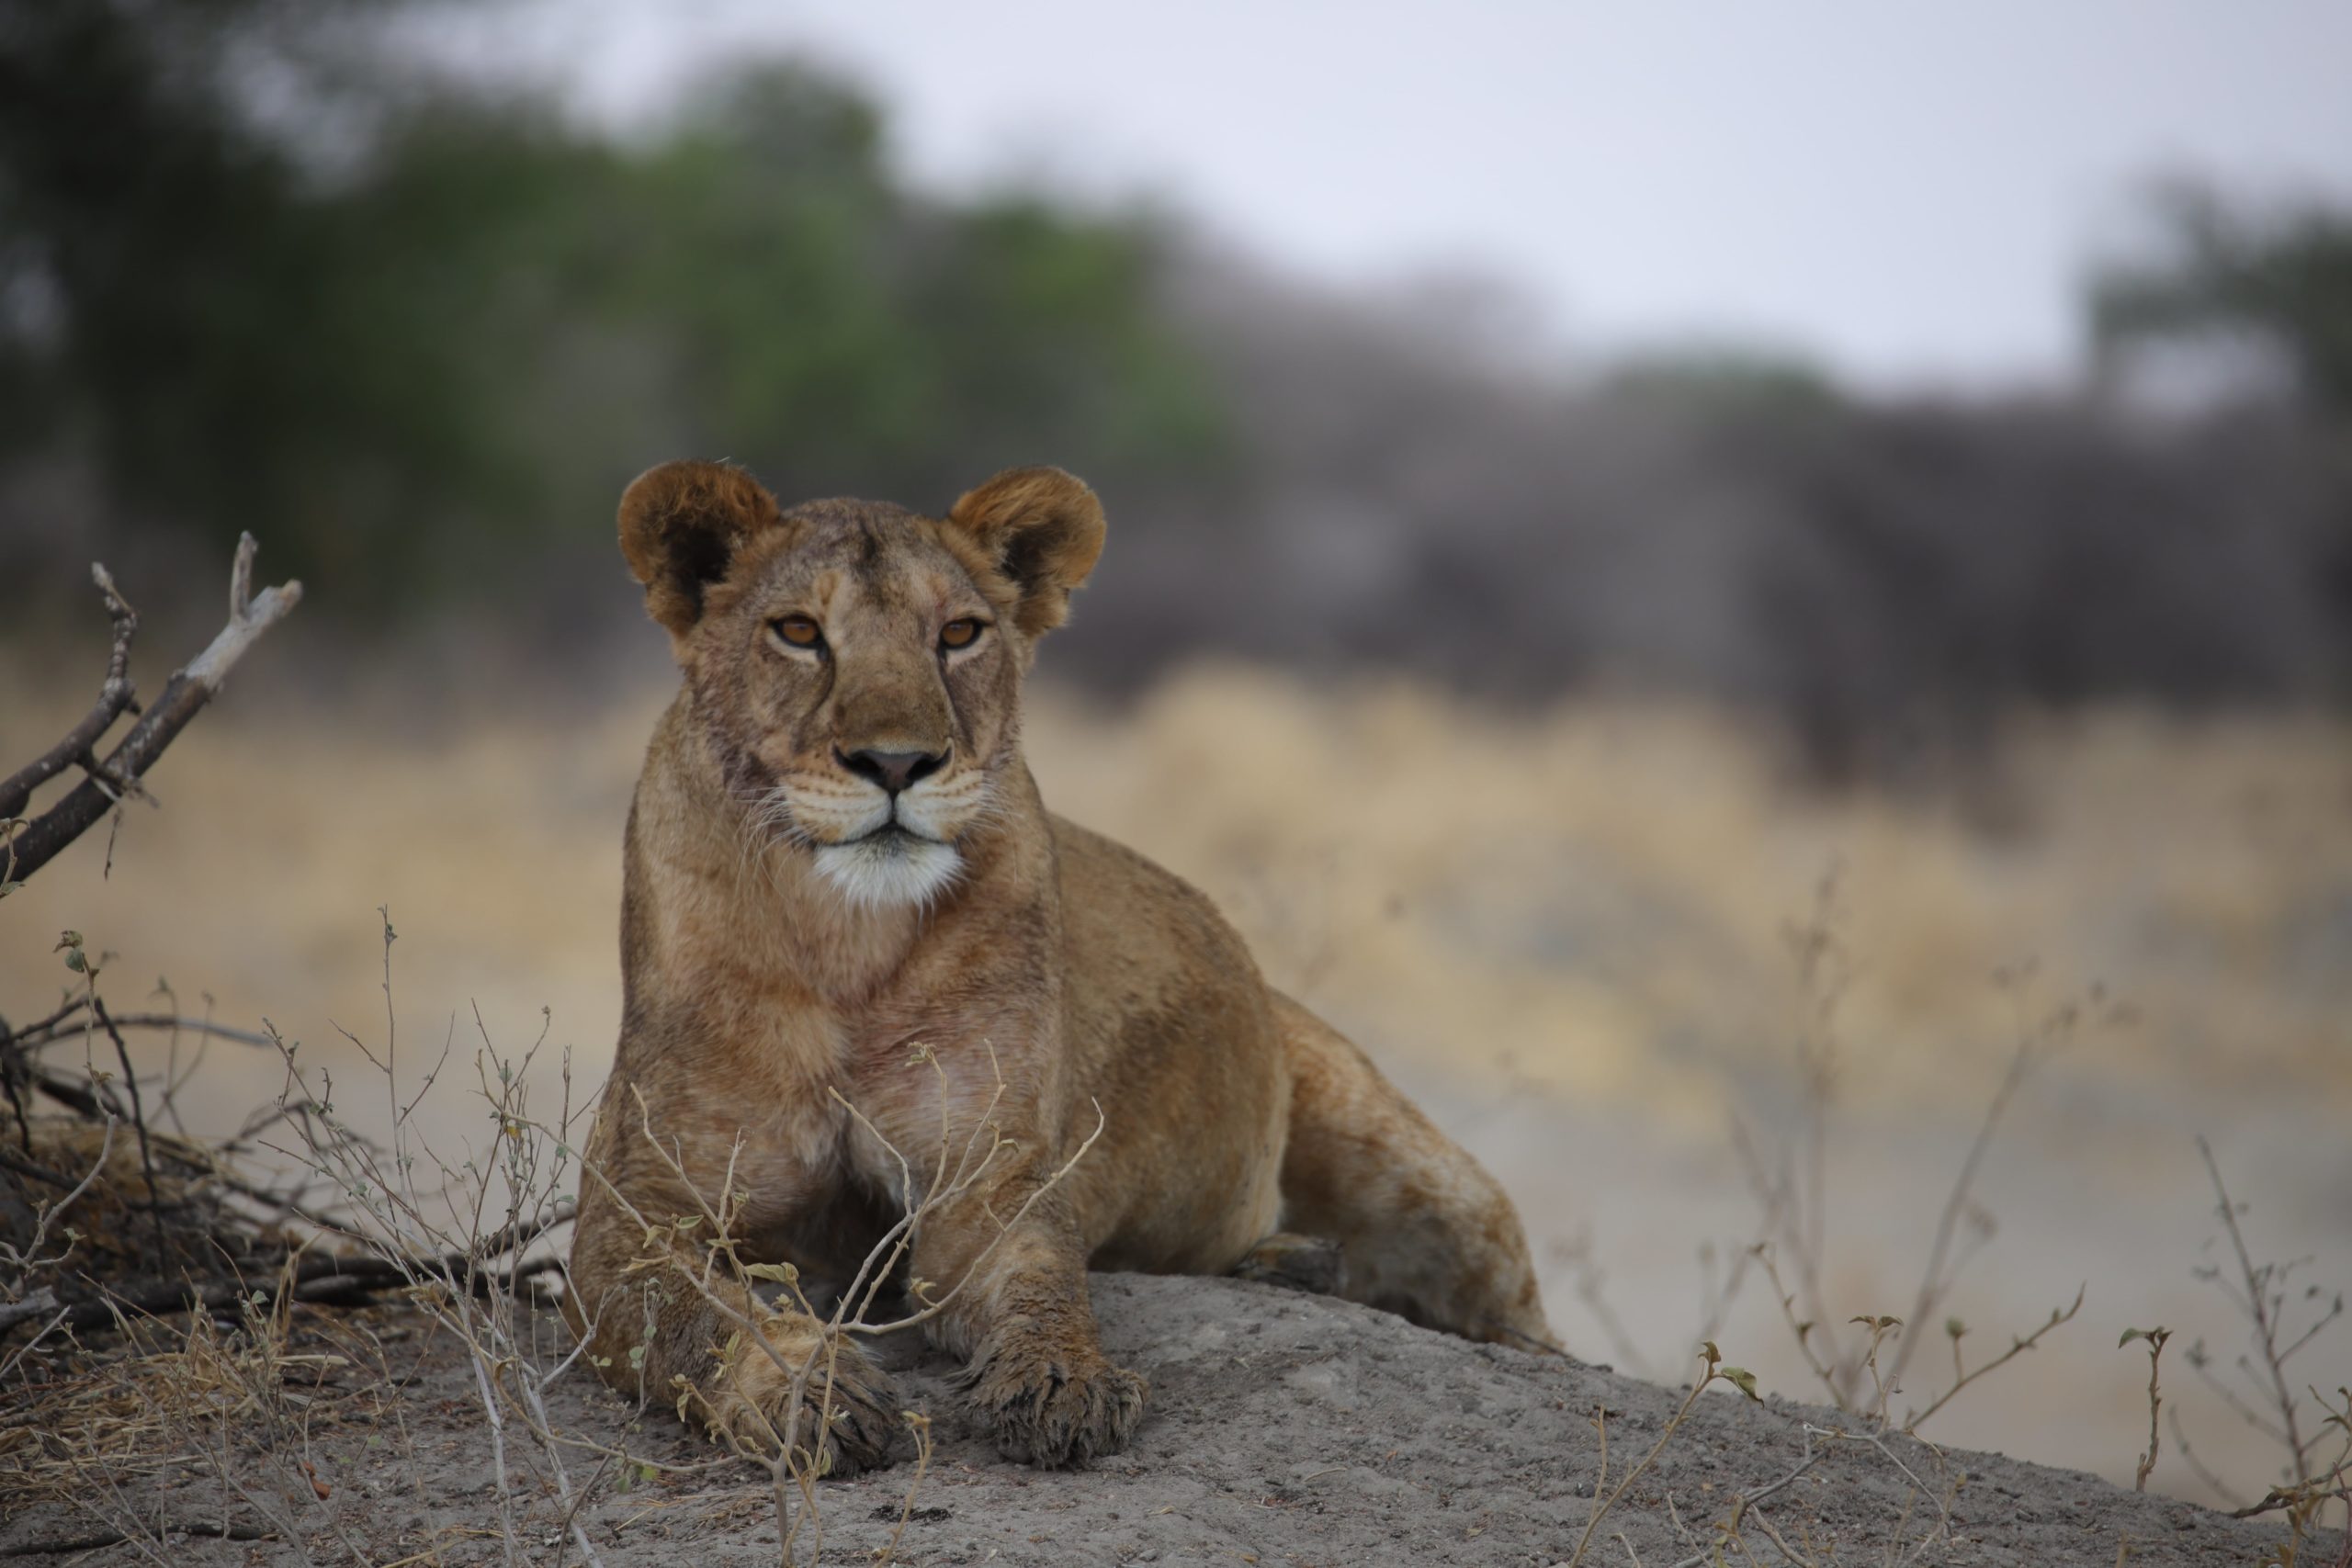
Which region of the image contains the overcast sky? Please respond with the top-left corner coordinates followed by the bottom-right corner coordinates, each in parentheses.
top-left (472, 0), bottom-right (2352, 390)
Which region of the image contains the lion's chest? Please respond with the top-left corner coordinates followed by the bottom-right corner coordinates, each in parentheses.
top-left (635, 842), bottom-right (1051, 1236)
top-left (662, 989), bottom-right (1020, 1239)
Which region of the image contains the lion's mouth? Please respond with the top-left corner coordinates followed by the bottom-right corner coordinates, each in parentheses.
top-left (811, 818), bottom-right (966, 908)
top-left (849, 819), bottom-right (940, 849)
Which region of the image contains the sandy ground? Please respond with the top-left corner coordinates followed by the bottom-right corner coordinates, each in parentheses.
top-left (4, 663), bottom-right (2347, 1511)
top-left (0, 1275), bottom-right (2327, 1566)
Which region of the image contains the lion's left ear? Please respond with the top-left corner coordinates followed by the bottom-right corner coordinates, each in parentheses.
top-left (943, 468), bottom-right (1106, 637)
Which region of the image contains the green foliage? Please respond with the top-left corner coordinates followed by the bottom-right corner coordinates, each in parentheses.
top-left (0, 4), bottom-right (1225, 613)
top-left (2091, 179), bottom-right (2352, 417)
top-left (1602, 346), bottom-right (1844, 421)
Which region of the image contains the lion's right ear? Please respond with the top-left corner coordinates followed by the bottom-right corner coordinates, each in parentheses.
top-left (617, 460), bottom-right (786, 637)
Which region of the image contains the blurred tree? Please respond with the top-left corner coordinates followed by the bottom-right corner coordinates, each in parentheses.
top-left (1602, 347), bottom-right (1843, 423)
top-left (6, 7), bottom-right (2344, 755)
top-left (0, 6), bottom-right (1224, 614)
top-left (605, 67), bottom-right (1226, 511)
top-left (0, 0), bottom-right (496, 594)
top-left (2090, 179), bottom-right (2352, 418)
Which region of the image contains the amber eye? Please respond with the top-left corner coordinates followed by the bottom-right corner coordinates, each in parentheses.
top-left (772, 615), bottom-right (823, 650)
top-left (940, 618), bottom-right (984, 650)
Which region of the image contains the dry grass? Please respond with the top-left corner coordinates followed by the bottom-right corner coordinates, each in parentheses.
top-left (0, 1292), bottom-right (379, 1517)
top-left (4, 660), bottom-right (2346, 1516)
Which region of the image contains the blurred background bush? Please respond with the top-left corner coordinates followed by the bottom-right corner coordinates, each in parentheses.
top-left (7, 0), bottom-right (2349, 777)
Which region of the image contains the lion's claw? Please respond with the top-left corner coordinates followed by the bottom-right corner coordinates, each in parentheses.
top-left (964, 1345), bottom-right (1148, 1468)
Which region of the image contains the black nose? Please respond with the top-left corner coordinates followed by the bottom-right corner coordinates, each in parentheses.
top-left (838, 747), bottom-right (947, 795)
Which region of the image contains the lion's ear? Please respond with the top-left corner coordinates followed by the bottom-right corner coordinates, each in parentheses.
top-left (618, 460), bottom-right (786, 637)
top-left (943, 467), bottom-right (1107, 638)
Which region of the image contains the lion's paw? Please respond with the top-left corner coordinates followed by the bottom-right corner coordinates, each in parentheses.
top-left (963, 1342), bottom-right (1148, 1469)
top-left (704, 1336), bottom-right (905, 1478)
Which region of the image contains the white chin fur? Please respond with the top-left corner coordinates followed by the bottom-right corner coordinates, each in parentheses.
top-left (812, 832), bottom-right (964, 909)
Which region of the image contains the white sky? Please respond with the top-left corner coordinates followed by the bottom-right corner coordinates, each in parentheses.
top-left (467, 0), bottom-right (2352, 389)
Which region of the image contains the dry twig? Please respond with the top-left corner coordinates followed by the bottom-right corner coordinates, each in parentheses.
top-left (2120, 1325), bottom-right (2171, 1492)
top-left (1, 535), bottom-right (300, 888)
top-left (1566, 1343), bottom-right (1761, 1568)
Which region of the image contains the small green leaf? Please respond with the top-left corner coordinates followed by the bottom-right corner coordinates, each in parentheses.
top-left (1720, 1366), bottom-right (1762, 1402)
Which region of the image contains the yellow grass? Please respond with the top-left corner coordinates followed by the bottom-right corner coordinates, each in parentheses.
top-left (4, 662), bottom-right (2346, 1506)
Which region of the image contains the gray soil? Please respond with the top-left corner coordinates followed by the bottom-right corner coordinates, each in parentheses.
top-left (2, 1273), bottom-right (2327, 1566)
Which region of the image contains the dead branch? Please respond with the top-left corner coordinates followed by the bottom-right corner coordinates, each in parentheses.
top-left (2167, 1404), bottom-right (2252, 1508)
top-left (88, 998), bottom-right (169, 1258)
top-left (1903, 1285), bottom-right (2085, 1432)
top-left (1, 534), bottom-right (300, 887)
top-left (2197, 1134), bottom-right (2333, 1479)
top-left (0, 1519), bottom-right (275, 1556)
top-left (0, 1145), bottom-right (75, 1190)
top-left (3, 1003), bottom-right (279, 1056)
top-left (2124, 1325), bottom-right (2171, 1492)
top-left (1883, 1018), bottom-right (2047, 1398)
top-left (0, 566), bottom-right (139, 824)
top-left (1566, 1343), bottom-right (1762, 1568)
top-left (0, 1285), bottom-right (59, 1334)
top-left (1, 1114), bottom-right (116, 1290)
top-left (17, 1066), bottom-right (118, 1122)
top-left (49, 1243), bottom-right (571, 1333)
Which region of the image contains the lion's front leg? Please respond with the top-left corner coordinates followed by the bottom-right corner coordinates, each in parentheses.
top-left (567, 1119), bottom-right (905, 1475)
top-left (693, 1304), bottom-right (905, 1475)
top-left (910, 1182), bottom-right (1147, 1468)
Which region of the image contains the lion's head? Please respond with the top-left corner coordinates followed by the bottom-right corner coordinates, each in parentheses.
top-left (618, 460), bottom-right (1104, 908)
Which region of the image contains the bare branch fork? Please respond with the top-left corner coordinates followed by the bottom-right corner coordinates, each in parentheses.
top-left (0, 566), bottom-right (138, 823)
top-left (1, 534), bottom-right (301, 887)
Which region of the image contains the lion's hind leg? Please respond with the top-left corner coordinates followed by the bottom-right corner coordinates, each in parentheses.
top-left (1270, 992), bottom-right (1558, 1353)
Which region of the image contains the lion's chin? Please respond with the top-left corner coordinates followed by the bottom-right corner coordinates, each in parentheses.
top-left (812, 829), bottom-right (963, 910)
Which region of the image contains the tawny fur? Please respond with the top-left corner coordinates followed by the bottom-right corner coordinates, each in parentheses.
top-left (567, 460), bottom-right (1555, 1472)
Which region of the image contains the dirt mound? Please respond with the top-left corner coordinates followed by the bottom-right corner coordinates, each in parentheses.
top-left (1, 1273), bottom-right (2324, 1564)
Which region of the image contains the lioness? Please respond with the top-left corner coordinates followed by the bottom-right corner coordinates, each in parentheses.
top-left (569, 460), bottom-right (1554, 1472)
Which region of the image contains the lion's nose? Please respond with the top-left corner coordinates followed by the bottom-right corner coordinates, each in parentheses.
top-left (837, 747), bottom-right (947, 795)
